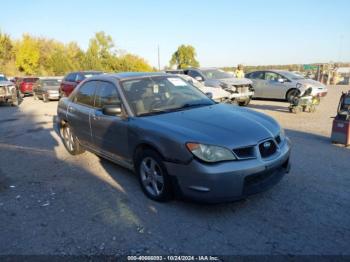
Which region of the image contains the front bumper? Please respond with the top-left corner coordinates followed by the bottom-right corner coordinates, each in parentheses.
top-left (0, 95), bottom-right (13, 102)
top-left (229, 91), bottom-right (254, 101)
top-left (165, 138), bottom-right (291, 203)
top-left (46, 92), bottom-right (60, 100)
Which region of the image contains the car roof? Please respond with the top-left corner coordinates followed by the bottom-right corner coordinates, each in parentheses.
top-left (94, 72), bottom-right (169, 80)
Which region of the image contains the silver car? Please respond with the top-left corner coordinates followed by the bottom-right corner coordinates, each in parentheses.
top-left (0, 74), bottom-right (20, 106)
top-left (246, 70), bottom-right (328, 101)
top-left (57, 73), bottom-right (291, 203)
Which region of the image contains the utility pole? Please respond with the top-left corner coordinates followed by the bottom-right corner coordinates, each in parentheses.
top-left (157, 45), bottom-right (161, 71)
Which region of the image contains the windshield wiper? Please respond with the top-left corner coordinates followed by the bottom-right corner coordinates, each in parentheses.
top-left (174, 102), bottom-right (212, 111)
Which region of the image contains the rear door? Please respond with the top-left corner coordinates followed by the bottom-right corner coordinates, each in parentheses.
top-left (263, 71), bottom-right (286, 99)
top-left (90, 81), bottom-right (130, 163)
top-left (67, 80), bottom-right (97, 147)
top-left (248, 71), bottom-right (265, 97)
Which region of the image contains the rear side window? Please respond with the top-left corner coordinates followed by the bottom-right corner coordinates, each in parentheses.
top-left (74, 81), bottom-right (97, 106)
top-left (248, 71), bottom-right (264, 79)
top-left (95, 81), bottom-right (121, 109)
top-left (66, 73), bottom-right (76, 82)
top-left (186, 70), bottom-right (202, 79)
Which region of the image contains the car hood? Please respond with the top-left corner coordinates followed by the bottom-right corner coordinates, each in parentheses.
top-left (137, 103), bottom-right (280, 149)
top-left (297, 79), bottom-right (326, 89)
top-left (219, 77), bottom-right (253, 86)
top-left (0, 80), bottom-right (14, 86)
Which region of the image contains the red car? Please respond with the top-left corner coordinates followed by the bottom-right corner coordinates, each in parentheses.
top-left (60, 71), bottom-right (102, 97)
top-left (16, 77), bottom-right (39, 95)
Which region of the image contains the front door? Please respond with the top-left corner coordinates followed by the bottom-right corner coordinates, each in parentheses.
top-left (90, 81), bottom-right (129, 164)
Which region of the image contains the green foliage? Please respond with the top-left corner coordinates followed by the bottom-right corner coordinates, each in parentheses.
top-left (0, 30), bottom-right (154, 76)
top-left (170, 45), bottom-right (200, 69)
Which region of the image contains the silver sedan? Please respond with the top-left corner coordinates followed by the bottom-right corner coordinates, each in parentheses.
top-left (246, 70), bottom-right (328, 101)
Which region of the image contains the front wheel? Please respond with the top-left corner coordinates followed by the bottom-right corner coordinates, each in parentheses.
top-left (61, 124), bottom-right (85, 155)
top-left (238, 98), bottom-right (251, 106)
top-left (42, 93), bottom-right (49, 103)
top-left (136, 149), bottom-right (173, 202)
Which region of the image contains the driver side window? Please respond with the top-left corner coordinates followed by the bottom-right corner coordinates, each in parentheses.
top-left (94, 81), bottom-right (121, 109)
top-left (187, 70), bottom-right (202, 79)
top-left (264, 72), bottom-right (279, 81)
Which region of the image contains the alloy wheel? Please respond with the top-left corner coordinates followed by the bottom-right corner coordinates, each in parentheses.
top-left (140, 157), bottom-right (164, 197)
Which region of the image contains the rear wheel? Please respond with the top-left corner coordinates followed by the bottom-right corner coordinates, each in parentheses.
top-left (61, 123), bottom-right (85, 155)
top-left (42, 93), bottom-right (49, 103)
top-left (136, 149), bottom-right (173, 202)
top-left (10, 91), bottom-right (19, 107)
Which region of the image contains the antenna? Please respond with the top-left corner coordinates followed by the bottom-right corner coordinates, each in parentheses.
top-left (157, 45), bottom-right (161, 71)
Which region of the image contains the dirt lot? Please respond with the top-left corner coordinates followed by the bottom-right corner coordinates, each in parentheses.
top-left (0, 85), bottom-right (349, 255)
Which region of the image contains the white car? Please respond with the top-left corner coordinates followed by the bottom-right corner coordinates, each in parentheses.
top-left (177, 74), bottom-right (231, 102)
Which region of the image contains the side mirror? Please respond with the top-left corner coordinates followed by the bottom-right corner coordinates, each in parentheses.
top-left (205, 92), bottom-right (213, 99)
top-left (277, 78), bottom-right (285, 83)
top-left (102, 104), bottom-right (122, 116)
top-left (195, 76), bottom-right (203, 82)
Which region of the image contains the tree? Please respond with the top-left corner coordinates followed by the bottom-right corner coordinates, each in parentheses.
top-left (0, 31), bottom-right (13, 62)
top-left (15, 34), bottom-right (40, 75)
top-left (114, 54), bottom-right (153, 72)
top-left (84, 31), bottom-right (115, 71)
top-left (170, 45), bottom-right (199, 69)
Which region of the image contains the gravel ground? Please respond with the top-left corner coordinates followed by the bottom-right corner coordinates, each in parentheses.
top-left (0, 85), bottom-right (349, 255)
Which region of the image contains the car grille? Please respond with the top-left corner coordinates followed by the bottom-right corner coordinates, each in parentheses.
top-left (233, 146), bottom-right (256, 159)
top-left (259, 139), bottom-right (277, 158)
top-left (234, 85), bottom-right (250, 94)
top-left (0, 87), bottom-right (6, 95)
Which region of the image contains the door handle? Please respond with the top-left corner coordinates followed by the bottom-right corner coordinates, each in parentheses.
top-left (68, 106), bottom-right (75, 112)
top-left (92, 114), bottom-right (100, 121)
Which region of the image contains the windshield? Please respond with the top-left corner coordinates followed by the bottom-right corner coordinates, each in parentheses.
top-left (201, 69), bottom-right (233, 80)
top-left (0, 76), bottom-right (8, 81)
top-left (121, 76), bottom-right (214, 116)
top-left (41, 79), bottom-right (61, 86)
top-left (281, 71), bottom-right (305, 80)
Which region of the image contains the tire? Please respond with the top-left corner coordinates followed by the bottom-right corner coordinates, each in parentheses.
top-left (238, 98), bottom-right (251, 106)
top-left (286, 89), bottom-right (300, 102)
top-left (61, 123), bottom-right (85, 155)
top-left (42, 93), bottom-right (49, 103)
top-left (135, 149), bottom-right (173, 202)
top-left (10, 91), bottom-right (19, 107)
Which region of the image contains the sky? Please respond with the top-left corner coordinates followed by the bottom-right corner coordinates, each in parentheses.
top-left (1, 0), bottom-right (349, 68)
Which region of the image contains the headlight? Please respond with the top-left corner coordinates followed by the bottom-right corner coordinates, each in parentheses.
top-left (186, 143), bottom-right (236, 163)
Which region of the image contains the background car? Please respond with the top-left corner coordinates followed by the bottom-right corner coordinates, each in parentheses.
top-left (60, 71), bottom-right (103, 97)
top-left (15, 77), bottom-right (39, 96)
top-left (33, 78), bottom-right (62, 102)
top-left (177, 74), bottom-right (231, 102)
top-left (57, 73), bottom-right (290, 203)
top-left (0, 74), bottom-right (20, 106)
top-left (167, 68), bottom-right (254, 106)
top-left (246, 70), bottom-right (328, 101)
